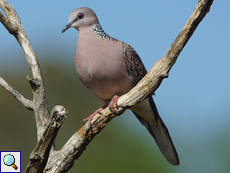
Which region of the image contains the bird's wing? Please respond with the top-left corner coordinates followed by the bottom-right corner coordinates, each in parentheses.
top-left (122, 42), bottom-right (147, 86)
top-left (122, 41), bottom-right (179, 165)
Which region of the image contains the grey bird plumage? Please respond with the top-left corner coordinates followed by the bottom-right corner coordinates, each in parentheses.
top-left (62, 7), bottom-right (179, 165)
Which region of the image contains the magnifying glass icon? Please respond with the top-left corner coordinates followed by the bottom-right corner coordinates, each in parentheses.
top-left (3, 154), bottom-right (18, 170)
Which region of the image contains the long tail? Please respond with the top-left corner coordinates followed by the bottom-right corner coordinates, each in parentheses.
top-left (131, 97), bottom-right (179, 165)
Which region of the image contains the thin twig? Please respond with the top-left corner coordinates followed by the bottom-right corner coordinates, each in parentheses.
top-left (0, 77), bottom-right (33, 110)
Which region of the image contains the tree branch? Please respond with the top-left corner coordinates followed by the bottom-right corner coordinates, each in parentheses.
top-left (0, 0), bottom-right (49, 140)
top-left (0, 0), bottom-right (214, 172)
top-left (117, 0), bottom-right (214, 108)
top-left (45, 0), bottom-right (214, 172)
top-left (0, 77), bottom-right (33, 110)
top-left (26, 106), bottom-right (67, 173)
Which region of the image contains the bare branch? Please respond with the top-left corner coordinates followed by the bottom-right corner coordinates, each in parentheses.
top-left (0, 0), bottom-right (214, 172)
top-left (0, 0), bottom-right (21, 35)
top-left (117, 0), bottom-right (214, 108)
top-left (45, 108), bottom-right (117, 172)
top-left (26, 106), bottom-right (67, 173)
top-left (44, 0), bottom-right (214, 172)
top-left (0, 77), bottom-right (33, 110)
top-left (0, 0), bottom-right (49, 140)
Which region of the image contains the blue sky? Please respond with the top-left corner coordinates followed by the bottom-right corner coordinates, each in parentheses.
top-left (1, 0), bottom-right (230, 172)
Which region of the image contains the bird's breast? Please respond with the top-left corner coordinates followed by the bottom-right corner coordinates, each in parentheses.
top-left (75, 33), bottom-right (133, 102)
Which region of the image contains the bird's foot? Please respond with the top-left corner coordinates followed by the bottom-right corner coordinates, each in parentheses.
top-left (83, 104), bottom-right (108, 128)
top-left (83, 95), bottom-right (119, 128)
top-left (108, 95), bottom-right (119, 113)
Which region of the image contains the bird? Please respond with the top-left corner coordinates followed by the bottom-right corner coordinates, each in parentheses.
top-left (62, 7), bottom-right (179, 165)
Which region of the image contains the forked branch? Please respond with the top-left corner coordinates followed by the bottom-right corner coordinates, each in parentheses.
top-left (26, 106), bottom-right (67, 173)
top-left (0, 0), bottom-right (214, 172)
top-left (0, 0), bottom-right (49, 141)
top-left (46, 0), bottom-right (214, 172)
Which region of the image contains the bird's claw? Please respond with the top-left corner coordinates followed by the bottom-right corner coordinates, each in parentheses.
top-left (108, 95), bottom-right (119, 113)
top-left (83, 95), bottom-right (119, 128)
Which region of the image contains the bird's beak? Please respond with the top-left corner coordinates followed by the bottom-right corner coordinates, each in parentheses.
top-left (62, 22), bottom-right (72, 33)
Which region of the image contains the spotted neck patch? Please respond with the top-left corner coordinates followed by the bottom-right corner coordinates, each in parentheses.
top-left (92, 24), bottom-right (114, 40)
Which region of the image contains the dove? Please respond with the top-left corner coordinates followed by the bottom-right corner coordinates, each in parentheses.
top-left (62, 7), bottom-right (179, 165)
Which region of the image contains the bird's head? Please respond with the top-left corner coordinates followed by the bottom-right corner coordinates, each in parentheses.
top-left (62, 7), bottom-right (99, 33)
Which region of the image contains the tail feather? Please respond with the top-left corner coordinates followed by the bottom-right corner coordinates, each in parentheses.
top-left (131, 97), bottom-right (179, 165)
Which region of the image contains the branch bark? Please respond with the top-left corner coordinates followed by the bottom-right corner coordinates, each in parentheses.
top-left (46, 0), bottom-right (214, 172)
top-left (0, 77), bottom-right (33, 110)
top-left (26, 106), bottom-right (67, 173)
top-left (0, 0), bottom-right (214, 172)
top-left (0, 0), bottom-right (49, 141)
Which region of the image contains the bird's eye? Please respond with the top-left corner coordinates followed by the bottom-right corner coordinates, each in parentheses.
top-left (78, 13), bottom-right (84, 19)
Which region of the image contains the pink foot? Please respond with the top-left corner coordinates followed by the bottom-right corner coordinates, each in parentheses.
top-left (83, 95), bottom-right (119, 128)
top-left (83, 104), bottom-right (107, 125)
top-left (108, 95), bottom-right (119, 113)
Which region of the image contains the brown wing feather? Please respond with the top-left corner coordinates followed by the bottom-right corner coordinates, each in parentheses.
top-left (122, 42), bottom-right (147, 86)
top-left (122, 42), bottom-right (179, 165)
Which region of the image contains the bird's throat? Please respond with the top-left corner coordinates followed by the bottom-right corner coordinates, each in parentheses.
top-left (92, 24), bottom-right (113, 40)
